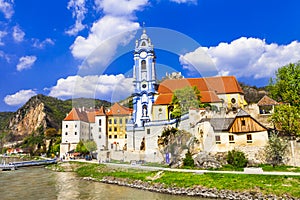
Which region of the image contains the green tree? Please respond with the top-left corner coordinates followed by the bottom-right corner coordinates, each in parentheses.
top-left (271, 104), bottom-right (300, 137)
top-left (171, 86), bottom-right (202, 119)
top-left (226, 149), bottom-right (248, 168)
top-left (75, 140), bottom-right (89, 154)
top-left (45, 128), bottom-right (58, 139)
top-left (268, 62), bottom-right (300, 107)
top-left (83, 140), bottom-right (97, 153)
top-left (183, 150), bottom-right (195, 167)
top-left (264, 133), bottom-right (289, 167)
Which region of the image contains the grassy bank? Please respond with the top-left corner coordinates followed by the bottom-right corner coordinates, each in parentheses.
top-left (51, 162), bottom-right (300, 198)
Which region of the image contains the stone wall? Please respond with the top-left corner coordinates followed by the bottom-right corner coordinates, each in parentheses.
top-left (286, 140), bottom-right (300, 166)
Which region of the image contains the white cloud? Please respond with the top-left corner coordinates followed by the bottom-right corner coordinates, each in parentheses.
top-left (0, 0), bottom-right (14, 19)
top-left (182, 37), bottom-right (300, 79)
top-left (0, 50), bottom-right (10, 62)
top-left (66, 0), bottom-right (87, 36)
top-left (16, 55), bottom-right (37, 71)
top-left (70, 0), bottom-right (148, 68)
top-left (71, 15), bottom-right (139, 67)
top-left (179, 47), bottom-right (215, 75)
top-left (170, 0), bottom-right (197, 4)
top-left (0, 31), bottom-right (7, 45)
top-left (13, 25), bottom-right (25, 42)
top-left (4, 89), bottom-right (37, 106)
top-left (94, 0), bottom-right (148, 16)
top-left (32, 38), bottom-right (55, 49)
top-left (47, 74), bottom-right (134, 102)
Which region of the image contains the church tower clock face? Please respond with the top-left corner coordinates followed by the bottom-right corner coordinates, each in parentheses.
top-left (140, 51), bottom-right (147, 58)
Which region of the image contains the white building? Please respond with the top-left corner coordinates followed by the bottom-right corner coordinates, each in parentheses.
top-left (60, 107), bottom-right (107, 157)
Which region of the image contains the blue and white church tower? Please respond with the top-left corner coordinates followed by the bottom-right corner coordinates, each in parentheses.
top-left (132, 29), bottom-right (157, 127)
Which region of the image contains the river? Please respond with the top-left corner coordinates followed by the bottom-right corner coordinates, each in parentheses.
top-left (0, 166), bottom-right (210, 200)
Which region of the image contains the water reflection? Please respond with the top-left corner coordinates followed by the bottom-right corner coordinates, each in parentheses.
top-left (0, 167), bottom-right (207, 200)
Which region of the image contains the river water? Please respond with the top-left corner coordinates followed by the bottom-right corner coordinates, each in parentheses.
top-left (0, 166), bottom-right (210, 200)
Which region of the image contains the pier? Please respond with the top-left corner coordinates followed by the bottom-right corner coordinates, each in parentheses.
top-left (0, 159), bottom-right (57, 171)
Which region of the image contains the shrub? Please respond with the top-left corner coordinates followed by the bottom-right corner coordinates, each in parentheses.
top-left (183, 151), bottom-right (195, 167)
top-left (226, 150), bottom-right (248, 168)
top-left (264, 133), bottom-right (288, 167)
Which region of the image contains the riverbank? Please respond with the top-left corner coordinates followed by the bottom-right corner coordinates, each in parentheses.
top-left (48, 161), bottom-right (300, 199)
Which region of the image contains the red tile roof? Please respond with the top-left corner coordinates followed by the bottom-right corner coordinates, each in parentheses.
top-left (64, 108), bottom-right (89, 122)
top-left (95, 106), bottom-right (106, 116)
top-left (155, 76), bottom-right (242, 105)
top-left (107, 103), bottom-right (133, 116)
top-left (158, 76), bottom-right (243, 95)
top-left (64, 106), bottom-right (107, 123)
top-left (257, 95), bottom-right (279, 106)
top-left (154, 91), bottom-right (221, 105)
top-left (154, 94), bottom-right (173, 105)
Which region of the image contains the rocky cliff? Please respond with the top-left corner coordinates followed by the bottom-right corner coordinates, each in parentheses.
top-left (5, 94), bottom-right (111, 141)
top-left (7, 94), bottom-right (71, 139)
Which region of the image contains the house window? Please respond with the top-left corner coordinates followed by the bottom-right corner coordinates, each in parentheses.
top-left (66, 124), bottom-right (68, 128)
top-left (120, 118), bottom-right (123, 124)
top-left (125, 119), bottom-right (128, 124)
top-left (99, 127), bottom-right (102, 132)
top-left (114, 135), bottom-right (117, 139)
top-left (109, 127), bottom-right (112, 132)
top-left (75, 124), bottom-right (77, 128)
top-left (99, 135), bottom-right (101, 139)
top-left (247, 134), bottom-right (252, 143)
top-left (241, 120), bottom-right (246, 126)
top-left (147, 128), bottom-right (150, 135)
top-left (114, 119), bottom-right (117, 124)
top-left (99, 119), bottom-right (102, 126)
top-left (114, 127), bottom-right (117, 132)
top-left (215, 135), bottom-right (221, 144)
top-left (125, 134), bottom-right (127, 139)
top-left (231, 98), bottom-right (236, 104)
top-left (229, 135), bottom-right (235, 143)
top-left (74, 132), bottom-right (77, 135)
top-left (109, 135), bottom-right (112, 139)
top-left (111, 144), bottom-right (113, 149)
top-left (65, 132), bottom-right (68, 135)
top-left (109, 119), bottom-right (112, 124)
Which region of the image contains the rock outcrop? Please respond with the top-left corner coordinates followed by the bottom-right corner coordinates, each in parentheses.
top-left (7, 95), bottom-right (70, 139)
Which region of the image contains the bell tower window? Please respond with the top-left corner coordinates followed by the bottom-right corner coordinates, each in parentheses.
top-left (141, 41), bottom-right (146, 46)
top-left (141, 60), bottom-right (146, 70)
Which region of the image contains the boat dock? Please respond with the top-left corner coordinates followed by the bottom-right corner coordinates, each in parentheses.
top-left (0, 159), bottom-right (57, 171)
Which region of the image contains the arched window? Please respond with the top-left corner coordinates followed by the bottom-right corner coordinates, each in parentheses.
top-left (141, 60), bottom-right (146, 70)
top-left (141, 41), bottom-right (146, 46)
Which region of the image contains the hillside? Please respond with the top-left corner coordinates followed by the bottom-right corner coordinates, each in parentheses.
top-left (0, 112), bottom-right (14, 131)
top-left (239, 82), bottom-right (268, 104)
top-left (2, 95), bottom-right (111, 142)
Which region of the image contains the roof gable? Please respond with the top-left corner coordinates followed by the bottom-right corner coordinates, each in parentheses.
top-left (107, 103), bottom-right (132, 116)
top-left (64, 108), bottom-right (89, 122)
top-left (257, 95), bottom-right (279, 106)
top-left (229, 110), bottom-right (268, 133)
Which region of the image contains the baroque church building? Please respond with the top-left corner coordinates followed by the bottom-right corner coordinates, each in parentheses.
top-left (60, 30), bottom-right (268, 164)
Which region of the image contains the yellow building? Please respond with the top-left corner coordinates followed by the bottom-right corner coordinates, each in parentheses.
top-left (107, 103), bottom-right (132, 151)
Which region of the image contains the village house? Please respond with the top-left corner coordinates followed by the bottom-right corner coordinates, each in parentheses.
top-left (106, 103), bottom-right (132, 151)
top-left (193, 109), bottom-right (269, 162)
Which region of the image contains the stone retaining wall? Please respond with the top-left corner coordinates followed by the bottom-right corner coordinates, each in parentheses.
top-left (83, 176), bottom-right (294, 200)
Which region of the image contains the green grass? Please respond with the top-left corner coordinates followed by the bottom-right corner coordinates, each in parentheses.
top-left (67, 162), bottom-right (300, 198)
top-left (259, 164), bottom-right (300, 172)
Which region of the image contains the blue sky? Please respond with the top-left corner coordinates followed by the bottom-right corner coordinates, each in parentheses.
top-left (1, 0), bottom-right (300, 111)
